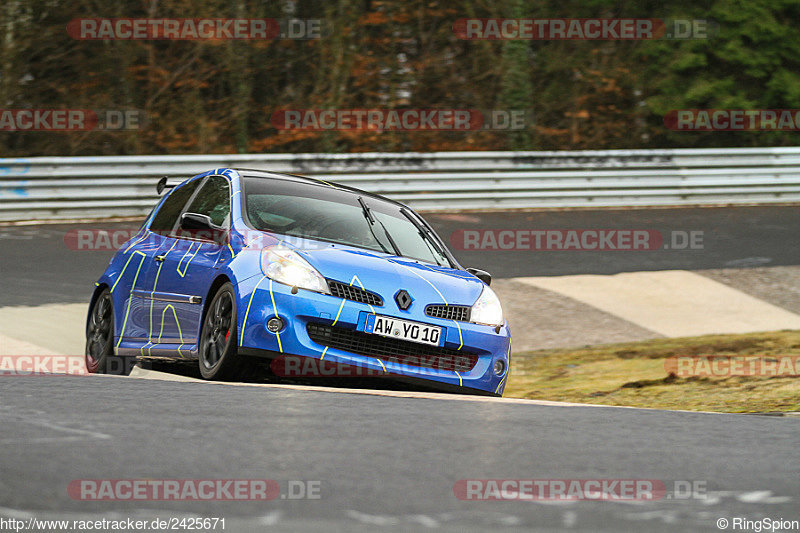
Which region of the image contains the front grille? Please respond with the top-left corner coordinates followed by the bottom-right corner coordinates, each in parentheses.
top-left (307, 323), bottom-right (478, 372)
top-left (425, 304), bottom-right (471, 322)
top-left (327, 279), bottom-right (383, 306)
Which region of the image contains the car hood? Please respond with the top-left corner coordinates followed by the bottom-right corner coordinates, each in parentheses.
top-left (295, 244), bottom-right (485, 307)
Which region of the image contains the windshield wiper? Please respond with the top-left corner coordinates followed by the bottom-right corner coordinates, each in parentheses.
top-left (400, 208), bottom-right (447, 266)
top-left (358, 197), bottom-right (401, 256)
top-left (357, 196), bottom-right (375, 224)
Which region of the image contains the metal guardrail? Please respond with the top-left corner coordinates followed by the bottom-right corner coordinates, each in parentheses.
top-left (1, 147), bottom-right (799, 220)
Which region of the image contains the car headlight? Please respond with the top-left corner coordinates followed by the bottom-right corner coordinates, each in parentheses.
top-left (260, 247), bottom-right (328, 294)
top-left (470, 285), bottom-right (504, 327)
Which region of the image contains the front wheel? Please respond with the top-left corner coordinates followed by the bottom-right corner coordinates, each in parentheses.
top-left (199, 282), bottom-right (249, 380)
top-left (86, 289), bottom-right (114, 373)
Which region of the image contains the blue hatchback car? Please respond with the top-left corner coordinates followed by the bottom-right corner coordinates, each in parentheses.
top-left (86, 168), bottom-right (510, 396)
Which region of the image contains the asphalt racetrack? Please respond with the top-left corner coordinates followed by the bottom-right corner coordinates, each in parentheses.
top-left (1, 375), bottom-right (798, 532)
top-left (0, 206), bottom-right (799, 532)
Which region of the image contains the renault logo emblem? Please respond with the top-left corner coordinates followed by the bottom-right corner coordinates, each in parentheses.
top-left (394, 289), bottom-right (413, 310)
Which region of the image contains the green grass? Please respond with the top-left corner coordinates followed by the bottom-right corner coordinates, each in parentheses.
top-left (504, 330), bottom-right (800, 413)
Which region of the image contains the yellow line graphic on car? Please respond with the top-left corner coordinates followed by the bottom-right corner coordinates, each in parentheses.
top-left (122, 230), bottom-right (150, 254)
top-left (495, 374), bottom-right (507, 394)
top-left (268, 278), bottom-right (283, 353)
top-left (110, 252), bottom-right (139, 294)
top-left (139, 240), bottom-right (179, 355)
top-left (177, 242), bottom-right (201, 277)
top-left (388, 259), bottom-right (448, 304)
top-left (331, 299), bottom-right (346, 326)
top-left (157, 304), bottom-right (185, 356)
top-left (350, 275), bottom-right (376, 315)
top-left (349, 275), bottom-right (386, 372)
top-left (114, 251), bottom-right (146, 348)
top-left (240, 275), bottom-right (268, 346)
top-left (452, 320), bottom-right (463, 350)
top-left (417, 262), bottom-right (473, 279)
top-left (149, 241), bottom-right (177, 340)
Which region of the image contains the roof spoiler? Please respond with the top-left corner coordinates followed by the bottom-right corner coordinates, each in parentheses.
top-left (156, 176), bottom-right (186, 194)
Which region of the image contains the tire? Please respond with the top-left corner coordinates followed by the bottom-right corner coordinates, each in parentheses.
top-left (86, 289), bottom-right (114, 373)
top-left (199, 282), bottom-right (249, 380)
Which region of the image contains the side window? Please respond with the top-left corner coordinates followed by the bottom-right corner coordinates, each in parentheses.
top-left (186, 175), bottom-right (231, 227)
top-left (149, 179), bottom-right (202, 233)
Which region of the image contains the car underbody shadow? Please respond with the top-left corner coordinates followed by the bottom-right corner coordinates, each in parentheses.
top-left (133, 356), bottom-right (491, 395)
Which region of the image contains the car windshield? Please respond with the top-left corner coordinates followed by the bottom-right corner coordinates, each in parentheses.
top-left (243, 176), bottom-right (450, 266)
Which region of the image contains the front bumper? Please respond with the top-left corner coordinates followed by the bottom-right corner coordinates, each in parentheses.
top-left (237, 275), bottom-right (511, 396)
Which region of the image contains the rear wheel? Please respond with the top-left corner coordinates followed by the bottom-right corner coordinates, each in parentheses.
top-left (199, 282), bottom-right (248, 380)
top-left (86, 289), bottom-right (114, 373)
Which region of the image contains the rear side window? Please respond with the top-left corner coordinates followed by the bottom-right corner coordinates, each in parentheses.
top-left (149, 179), bottom-right (202, 233)
top-left (186, 175), bottom-right (230, 227)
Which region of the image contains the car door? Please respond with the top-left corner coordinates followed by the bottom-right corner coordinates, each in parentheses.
top-left (146, 175), bottom-right (231, 349)
top-left (126, 177), bottom-right (203, 344)
top-left (110, 225), bottom-right (162, 344)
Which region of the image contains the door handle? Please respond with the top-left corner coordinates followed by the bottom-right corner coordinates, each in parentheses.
top-left (155, 255), bottom-right (166, 262)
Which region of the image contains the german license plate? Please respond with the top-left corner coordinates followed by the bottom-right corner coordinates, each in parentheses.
top-left (365, 314), bottom-right (442, 347)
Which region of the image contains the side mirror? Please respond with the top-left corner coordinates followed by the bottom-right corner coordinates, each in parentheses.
top-left (466, 267), bottom-right (492, 286)
top-left (179, 212), bottom-right (227, 244)
top-left (180, 212), bottom-right (215, 231)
